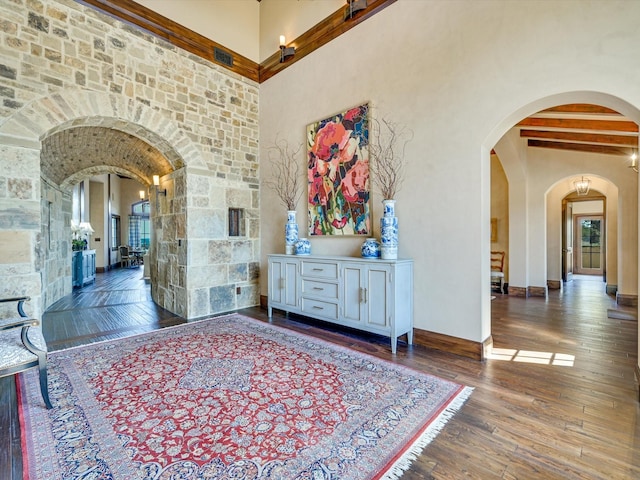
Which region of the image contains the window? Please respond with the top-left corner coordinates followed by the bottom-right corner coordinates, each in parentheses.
top-left (111, 215), bottom-right (121, 251)
top-left (129, 200), bottom-right (150, 249)
top-left (229, 208), bottom-right (245, 237)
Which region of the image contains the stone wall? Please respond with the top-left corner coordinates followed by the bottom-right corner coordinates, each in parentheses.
top-left (41, 176), bottom-right (72, 308)
top-left (0, 144), bottom-right (43, 319)
top-left (0, 0), bottom-right (260, 318)
top-left (185, 172), bottom-right (260, 319)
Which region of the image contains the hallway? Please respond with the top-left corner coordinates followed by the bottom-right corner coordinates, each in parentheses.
top-left (42, 266), bottom-right (184, 351)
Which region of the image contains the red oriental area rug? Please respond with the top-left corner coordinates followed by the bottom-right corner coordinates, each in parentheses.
top-left (18, 314), bottom-right (472, 479)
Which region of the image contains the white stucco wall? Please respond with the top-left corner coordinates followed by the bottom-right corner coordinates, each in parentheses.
top-left (546, 178), bottom-right (622, 292)
top-left (136, 0), bottom-right (261, 62)
top-left (528, 149), bottom-right (638, 295)
top-left (259, 0), bottom-right (640, 349)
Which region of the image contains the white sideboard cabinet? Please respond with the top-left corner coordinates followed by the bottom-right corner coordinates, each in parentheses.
top-left (267, 254), bottom-right (413, 354)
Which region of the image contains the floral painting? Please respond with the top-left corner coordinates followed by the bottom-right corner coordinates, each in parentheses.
top-left (307, 103), bottom-right (370, 236)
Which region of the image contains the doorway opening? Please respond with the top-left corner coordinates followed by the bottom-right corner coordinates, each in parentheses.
top-left (575, 215), bottom-right (603, 275)
top-left (562, 195), bottom-right (605, 283)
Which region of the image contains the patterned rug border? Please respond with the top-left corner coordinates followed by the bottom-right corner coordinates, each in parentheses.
top-left (377, 384), bottom-right (473, 479)
top-left (20, 313), bottom-right (473, 479)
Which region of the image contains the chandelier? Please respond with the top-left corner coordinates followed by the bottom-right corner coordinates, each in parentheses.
top-left (574, 176), bottom-right (591, 196)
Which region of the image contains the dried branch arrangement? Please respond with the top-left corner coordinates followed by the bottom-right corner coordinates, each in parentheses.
top-left (368, 117), bottom-right (414, 200)
top-left (263, 137), bottom-right (304, 211)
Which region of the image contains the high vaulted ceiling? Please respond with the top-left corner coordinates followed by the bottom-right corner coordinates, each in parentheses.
top-left (80, 2), bottom-right (639, 158)
top-left (73, 2), bottom-right (639, 175)
top-left (516, 104), bottom-right (638, 158)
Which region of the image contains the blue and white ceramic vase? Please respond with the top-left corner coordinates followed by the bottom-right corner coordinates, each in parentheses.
top-left (361, 237), bottom-right (381, 258)
top-left (295, 238), bottom-right (311, 255)
top-left (380, 199), bottom-right (398, 260)
top-left (285, 210), bottom-right (298, 255)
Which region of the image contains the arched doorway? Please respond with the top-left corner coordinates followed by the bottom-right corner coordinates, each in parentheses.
top-left (0, 90), bottom-right (193, 317)
top-left (40, 122), bottom-right (179, 313)
top-left (487, 95), bottom-right (638, 358)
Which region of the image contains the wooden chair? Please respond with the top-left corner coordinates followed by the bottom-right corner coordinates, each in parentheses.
top-left (491, 251), bottom-right (505, 294)
top-left (0, 296), bottom-right (52, 409)
top-left (119, 245), bottom-right (132, 268)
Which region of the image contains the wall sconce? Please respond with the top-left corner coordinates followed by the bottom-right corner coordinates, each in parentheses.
top-left (574, 176), bottom-right (591, 196)
top-left (139, 190), bottom-right (145, 200)
top-left (629, 152), bottom-right (638, 173)
top-left (279, 35), bottom-right (295, 63)
top-left (153, 175), bottom-right (166, 196)
top-left (345, 0), bottom-right (367, 19)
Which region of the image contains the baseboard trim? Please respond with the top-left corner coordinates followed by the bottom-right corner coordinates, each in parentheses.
top-left (413, 328), bottom-right (487, 361)
top-left (616, 293), bottom-right (638, 307)
top-left (606, 284), bottom-right (618, 295)
top-left (528, 286), bottom-right (547, 297)
top-left (261, 294), bottom-right (485, 360)
top-left (508, 286), bottom-right (527, 297)
top-left (547, 280), bottom-right (561, 290)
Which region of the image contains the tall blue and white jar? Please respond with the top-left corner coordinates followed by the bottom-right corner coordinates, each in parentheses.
top-left (285, 210), bottom-right (299, 255)
top-left (380, 199), bottom-right (398, 260)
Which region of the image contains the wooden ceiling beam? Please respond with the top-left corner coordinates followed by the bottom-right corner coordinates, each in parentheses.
top-left (517, 117), bottom-right (638, 132)
top-left (76, 0), bottom-right (397, 84)
top-left (258, 0), bottom-right (396, 82)
top-left (540, 104), bottom-right (622, 115)
top-left (527, 139), bottom-right (635, 156)
top-left (520, 129), bottom-right (638, 146)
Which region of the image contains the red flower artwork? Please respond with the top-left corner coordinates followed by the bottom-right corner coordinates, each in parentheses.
top-left (307, 104), bottom-right (370, 235)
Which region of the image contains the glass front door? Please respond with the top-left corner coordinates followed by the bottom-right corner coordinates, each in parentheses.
top-left (574, 215), bottom-right (603, 275)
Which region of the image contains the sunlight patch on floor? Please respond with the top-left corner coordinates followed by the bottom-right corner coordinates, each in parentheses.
top-left (488, 348), bottom-right (575, 366)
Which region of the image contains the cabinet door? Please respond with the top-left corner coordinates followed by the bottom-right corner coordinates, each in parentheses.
top-left (269, 258), bottom-right (299, 309)
top-left (342, 263), bottom-right (391, 332)
top-left (86, 252), bottom-right (96, 282)
top-left (364, 265), bottom-right (391, 330)
top-left (72, 252), bottom-right (81, 287)
top-left (342, 264), bottom-right (364, 324)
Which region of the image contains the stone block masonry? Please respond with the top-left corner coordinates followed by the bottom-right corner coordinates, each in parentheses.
top-left (0, 0), bottom-right (260, 318)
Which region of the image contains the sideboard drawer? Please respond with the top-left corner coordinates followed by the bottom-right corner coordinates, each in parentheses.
top-left (301, 261), bottom-right (338, 279)
top-left (302, 279), bottom-right (338, 300)
top-left (301, 297), bottom-right (338, 320)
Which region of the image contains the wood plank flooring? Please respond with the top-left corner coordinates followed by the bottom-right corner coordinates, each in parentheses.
top-left (1, 269), bottom-right (638, 479)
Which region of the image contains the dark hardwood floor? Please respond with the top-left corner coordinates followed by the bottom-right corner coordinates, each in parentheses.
top-left (1, 269), bottom-right (638, 479)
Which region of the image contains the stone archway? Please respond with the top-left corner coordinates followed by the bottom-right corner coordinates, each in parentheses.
top-left (0, 89), bottom-right (201, 315)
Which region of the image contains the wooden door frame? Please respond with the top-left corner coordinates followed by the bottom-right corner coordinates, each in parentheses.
top-left (562, 200), bottom-right (573, 282)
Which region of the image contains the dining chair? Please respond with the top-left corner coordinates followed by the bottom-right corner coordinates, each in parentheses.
top-left (491, 250), bottom-right (505, 294)
top-left (119, 245), bottom-right (132, 268)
